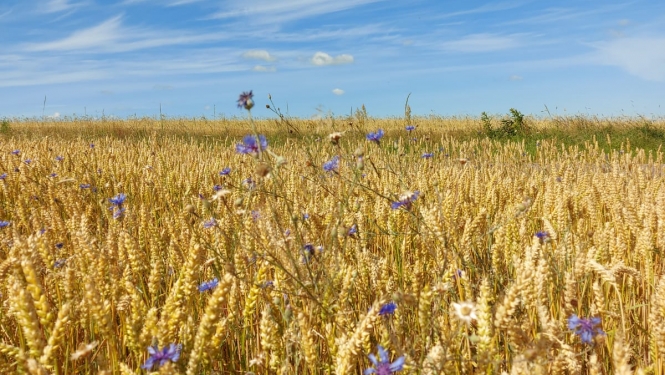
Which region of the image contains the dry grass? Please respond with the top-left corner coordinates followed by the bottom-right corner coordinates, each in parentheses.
top-left (0, 115), bottom-right (664, 374)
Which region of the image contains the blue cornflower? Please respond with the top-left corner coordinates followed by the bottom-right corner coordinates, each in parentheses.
top-left (0, 173), bottom-right (6, 179)
top-left (421, 153), bottom-right (433, 159)
top-left (49, 173), bottom-right (57, 178)
top-left (236, 134), bottom-right (268, 155)
top-left (213, 184), bottom-right (223, 192)
top-left (24, 159), bottom-right (32, 165)
top-left (141, 344), bottom-right (182, 370)
top-left (366, 129), bottom-right (385, 143)
top-left (219, 167), bottom-right (231, 176)
top-left (251, 210), bottom-right (260, 221)
top-left (54, 259), bottom-right (66, 268)
top-left (55, 156), bottom-right (64, 161)
top-left (90, 143), bottom-right (95, 149)
top-left (80, 184), bottom-right (91, 189)
top-left (203, 218), bottom-right (217, 229)
top-left (303, 213), bottom-right (310, 220)
top-left (364, 345), bottom-right (405, 375)
top-left (568, 314), bottom-right (604, 344)
top-left (237, 90), bottom-right (254, 110)
top-left (0, 221), bottom-right (10, 228)
top-left (391, 191), bottom-right (420, 210)
top-left (198, 278), bottom-right (219, 292)
top-left (535, 231), bottom-right (550, 243)
top-left (347, 224), bottom-right (357, 236)
top-left (323, 156), bottom-right (340, 173)
top-left (405, 125), bottom-right (415, 132)
top-left (109, 193), bottom-right (126, 207)
top-left (55, 243), bottom-right (64, 249)
top-left (379, 302), bottom-right (397, 316)
top-left (11, 150), bottom-right (19, 155)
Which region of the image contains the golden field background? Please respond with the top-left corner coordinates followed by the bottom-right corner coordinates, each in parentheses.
top-left (1, 115), bottom-right (665, 374)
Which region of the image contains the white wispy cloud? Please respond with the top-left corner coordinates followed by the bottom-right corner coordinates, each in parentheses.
top-left (242, 50), bottom-right (276, 62)
top-left (252, 65), bottom-right (276, 72)
top-left (209, 0), bottom-right (386, 24)
top-left (591, 36), bottom-right (665, 81)
top-left (332, 88), bottom-right (344, 95)
top-left (440, 34), bottom-right (522, 52)
top-left (509, 75), bottom-right (523, 81)
top-left (311, 52), bottom-right (354, 66)
top-left (23, 15), bottom-right (228, 53)
top-left (434, 1), bottom-right (527, 19)
top-left (42, 0), bottom-right (86, 13)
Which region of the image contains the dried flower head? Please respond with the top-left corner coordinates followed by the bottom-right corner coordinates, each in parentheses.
top-left (71, 341), bottom-right (99, 361)
top-left (255, 162), bottom-right (271, 178)
top-left (452, 301), bottom-right (478, 324)
top-left (328, 132), bottom-right (344, 145)
top-left (364, 345), bottom-right (405, 375)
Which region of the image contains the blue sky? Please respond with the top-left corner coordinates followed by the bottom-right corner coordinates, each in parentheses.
top-left (1, 0), bottom-right (664, 119)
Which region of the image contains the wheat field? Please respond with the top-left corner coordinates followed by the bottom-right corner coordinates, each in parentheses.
top-left (0, 113), bottom-right (665, 374)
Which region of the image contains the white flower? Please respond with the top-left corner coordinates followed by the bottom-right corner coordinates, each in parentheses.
top-left (452, 301), bottom-right (478, 324)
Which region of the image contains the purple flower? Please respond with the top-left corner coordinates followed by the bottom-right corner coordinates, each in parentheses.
top-left (198, 277), bottom-right (219, 292)
top-left (236, 134), bottom-right (268, 155)
top-left (347, 224), bottom-right (357, 236)
top-left (213, 184), bottom-right (223, 192)
top-left (0, 221), bottom-right (10, 228)
top-left (303, 213), bottom-right (310, 220)
top-left (391, 191), bottom-right (420, 210)
top-left (0, 173), bottom-right (6, 180)
top-left (568, 314), bottom-right (605, 344)
top-left (323, 156), bottom-right (340, 173)
top-left (237, 90), bottom-right (255, 110)
top-left (141, 344), bottom-right (182, 370)
top-left (203, 218), bottom-right (217, 229)
top-left (55, 156), bottom-right (64, 161)
top-left (11, 149), bottom-right (19, 155)
top-left (568, 314), bottom-right (604, 344)
top-left (364, 345), bottom-right (405, 375)
top-left (219, 167), bottom-right (231, 176)
top-left (109, 193), bottom-right (126, 207)
top-left (54, 259), bottom-right (66, 268)
top-left (366, 129), bottom-right (385, 143)
top-left (251, 210), bottom-right (260, 221)
top-left (55, 242), bottom-right (64, 249)
top-left (112, 207), bottom-right (126, 220)
top-left (405, 125), bottom-right (415, 132)
top-left (535, 231), bottom-right (550, 243)
top-left (79, 184), bottom-right (91, 189)
top-left (24, 159), bottom-right (32, 165)
top-left (49, 173), bottom-right (57, 178)
top-left (261, 280), bottom-right (274, 289)
top-left (421, 153), bottom-right (433, 159)
top-left (379, 302), bottom-right (397, 316)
